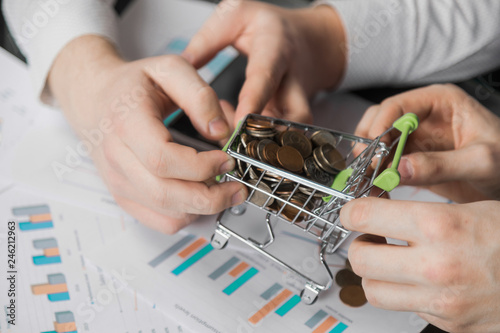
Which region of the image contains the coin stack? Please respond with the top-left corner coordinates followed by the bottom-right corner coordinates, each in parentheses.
top-left (235, 118), bottom-right (347, 222)
top-left (336, 259), bottom-right (367, 308)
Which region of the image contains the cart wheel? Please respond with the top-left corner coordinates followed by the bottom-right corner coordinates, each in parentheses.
top-left (211, 229), bottom-right (230, 250)
top-left (300, 285), bottom-right (320, 305)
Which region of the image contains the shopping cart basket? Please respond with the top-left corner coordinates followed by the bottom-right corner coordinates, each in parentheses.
top-left (212, 113), bottom-right (418, 304)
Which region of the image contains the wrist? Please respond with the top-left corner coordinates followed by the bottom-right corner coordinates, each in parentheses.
top-left (48, 35), bottom-right (124, 111)
top-left (297, 5), bottom-right (347, 91)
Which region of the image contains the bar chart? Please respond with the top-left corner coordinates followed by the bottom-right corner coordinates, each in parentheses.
top-left (13, 204), bottom-right (54, 231)
top-left (144, 229), bottom-right (350, 332)
top-left (32, 237), bottom-right (62, 265)
top-left (31, 273), bottom-right (70, 302)
top-left (41, 311), bottom-right (77, 333)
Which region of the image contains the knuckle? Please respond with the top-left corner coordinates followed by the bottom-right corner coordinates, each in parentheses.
top-left (362, 279), bottom-right (381, 308)
top-left (347, 199), bottom-right (372, 231)
top-left (161, 54), bottom-right (186, 70)
top-left (194, 85), bottom-right (217, 106)
top-left (102, 140), bottom-right (121, 171)
top-left (348, 242), bottom-right (368, 277)
top-left (150, 186), bottom-right (171, 210)
top-left (423, 255), bottom-right (462, 286)
top-left (475, 143), bottom-right (498, 176)
top-left (146, 149), bottom-right (170, 178)
top-left (419, 207), bottom-right (461, 242)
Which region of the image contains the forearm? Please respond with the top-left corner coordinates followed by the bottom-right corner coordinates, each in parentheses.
top-left (317, 0), bottom-right (500, 89)
top-left (2, 0), bottom-right (118, 103)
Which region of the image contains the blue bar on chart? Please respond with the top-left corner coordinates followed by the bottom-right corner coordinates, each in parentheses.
top-left (223, 267), bottom-right (259, 295)
top-left (33, 255), bottom-right (61, 265)
top-left (171, 243), bottom-right (213, 276)
top-left (305, 310), bottom-right (328, 329)
top-left (275, 294), bottom-right (301, 316)
top-left (209, 256), bottom-right (240, 280)
top-left (329, 322), bottom-right (348, 333)
top-left (19, 221), bottom-right (53, 231)
top-left (148, 234), bottom-right (196, 267)
top-left (260, 283), bottom-right (283, 300)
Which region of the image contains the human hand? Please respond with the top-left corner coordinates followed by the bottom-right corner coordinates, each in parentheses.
top-left (184, 0), bottom-right (347, 126)
top-left (355, 84), bottom-right (500, 203)
top-left (340, 197), bottom-right (500, 333)
top-left (48, 36), bottom-right (247, 233)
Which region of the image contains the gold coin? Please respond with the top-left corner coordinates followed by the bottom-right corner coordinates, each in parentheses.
top-left (262, 141), bottom-right (281, 167)
top-left (246, 118), bottom-right (273, 129)
top-left (339, 285), bottom-right (367, 308)
top-left (321, 144), bottom-right (346, 172)
top-left (256, 139), bottom-right (274, 161)
top-left (278, 194), bottom-right (312, 222)
top-left (335, 269), bottom-right (362, 287)
top-left (310, 130), bottom-right (337, 148)
top-left (277, 146), bottom-right (304, 173)
top-left (246, 140), bottom-right (260, 160)
top-left (313, 146), bottom-right (335, 175)
top-left (241, 133), bottom-right (252, 148)
top-left (247, 179), bottom-right (274, 207)
top-left (281, 131), bottom-right (312, 158)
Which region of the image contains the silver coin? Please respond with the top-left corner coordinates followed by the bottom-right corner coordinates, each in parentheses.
top-left (247, 179), bottom-right (274, 207)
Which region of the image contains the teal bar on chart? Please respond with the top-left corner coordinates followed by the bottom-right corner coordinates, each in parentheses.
top-left (171, 243), bottom-right (213, 276)
top-left (275, 294), bottom-right (301, 316)
top-left (19, 221), bottom-right (53, 231)
top-left (48, 292), bottom-right (70, 302)
top-left (223, 267), bottom-right (258, 295)
top-left (33, 255), bottom-right (61, 265)
top-left (329, 323), bottom-right (348, 333)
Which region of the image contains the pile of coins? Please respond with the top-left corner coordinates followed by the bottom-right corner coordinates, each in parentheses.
top-left (336, 260), bottom-right (367, 308)
top-left (235, 118), bottom-right (348, 221)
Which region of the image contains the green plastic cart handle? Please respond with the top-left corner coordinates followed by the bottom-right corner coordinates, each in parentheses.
top-left (216, 121), bottom-right (243, 182)
top-left (373, 113), bottom-right (419, 192)
top-left (322, 113), bottom-right (419, 201)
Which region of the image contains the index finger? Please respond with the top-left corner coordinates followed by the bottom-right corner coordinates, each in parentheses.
top-left (340, 197), bottom-right (441, 242)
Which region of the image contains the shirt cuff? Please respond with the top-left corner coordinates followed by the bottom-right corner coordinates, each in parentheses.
top-left (10, 0), bottom-right (118, 105)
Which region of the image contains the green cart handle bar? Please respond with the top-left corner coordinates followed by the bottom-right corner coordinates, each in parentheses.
top-left (372, 113), bottom-right (419, 192)
top-left (216, 121), bottom-right (243, 182)
top-left (322, 113), bottom-right (419, 202)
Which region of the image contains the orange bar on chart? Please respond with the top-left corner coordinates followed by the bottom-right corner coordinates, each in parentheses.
top-left (229, 262), bottom-right (249, 277)
top-left (312, 316), bottom-right (338, 333)
top-left (53, 321), bottom-right (76, 332)
top-left (44, 247), bottom-right (60, 257)
top-left (249, 289), bottom-right (292, 324)
top-left (31, 283), bottom-right (68, 295)
top-left (178, 238), bottom-right (205, 258)
top-left (30, 213), bottom-right (52, 223)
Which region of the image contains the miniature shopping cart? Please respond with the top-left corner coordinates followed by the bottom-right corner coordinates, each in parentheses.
top-left (212, 113), bottom-right (418, 304)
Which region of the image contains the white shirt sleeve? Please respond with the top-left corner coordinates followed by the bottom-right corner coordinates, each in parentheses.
top-left (2, 0), bottom-right (118, 104)
top-left (316, 0), bottom-right (500, 90)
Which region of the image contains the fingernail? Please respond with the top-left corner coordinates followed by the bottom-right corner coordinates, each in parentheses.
top-left (398, 157), bottom-right (414, 181)
top-left (209, 116), bottom-right (230, 138)
top-left (231, 189), bottom-right (246, 206)
top-left (220, 157), bottom-right (235, 174)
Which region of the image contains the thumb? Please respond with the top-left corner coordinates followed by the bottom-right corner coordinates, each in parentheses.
top-left (183, 1), bottom-right (244, 68)
top-left (397, 145), bottom-right (486, 186)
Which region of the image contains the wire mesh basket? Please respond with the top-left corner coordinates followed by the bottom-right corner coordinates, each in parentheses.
top-left (212, 113), bottom-right (418, 304)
